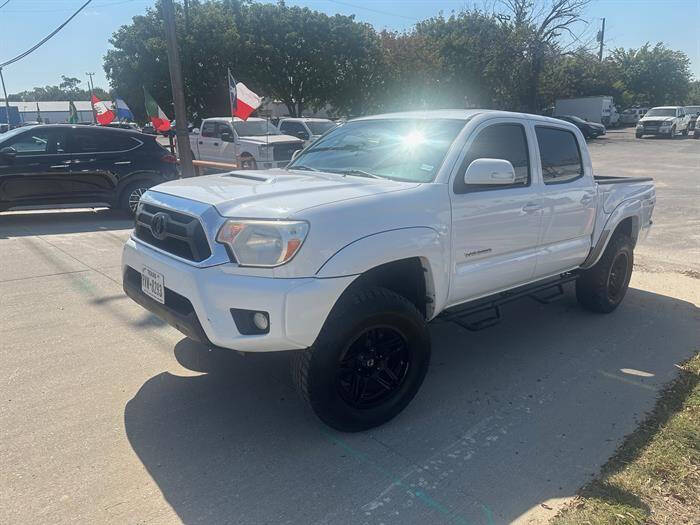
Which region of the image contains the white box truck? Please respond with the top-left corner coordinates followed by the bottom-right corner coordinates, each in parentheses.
top-left (555, 96), bottom-right (619, 127)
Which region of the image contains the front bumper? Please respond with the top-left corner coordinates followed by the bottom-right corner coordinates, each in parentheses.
top-left (122, 237), bottom-right (355, 352)
top-left (637, 126), bottom-right (673, 136)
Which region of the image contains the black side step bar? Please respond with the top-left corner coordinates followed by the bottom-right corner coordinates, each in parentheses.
top-left (437, 273), bottom-right (579, 331)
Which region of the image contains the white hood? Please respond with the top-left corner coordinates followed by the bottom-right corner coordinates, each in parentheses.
top-left (239, 134), bottom-right (302, 145)
top-left (150, 169), bottom-right (419, 218)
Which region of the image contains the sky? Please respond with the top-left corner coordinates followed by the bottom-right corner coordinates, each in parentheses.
top-left (0, 0), bottom-right (698, 96)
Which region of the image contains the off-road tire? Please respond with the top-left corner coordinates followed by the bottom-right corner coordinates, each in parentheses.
top-left (682, 129), bottom-right (688, 136)
top-left (291, 286), bottom-right (431, 432)
top-left (576, 233), bottom-right (634, 313)
top-left (120, 181), bottom-right (153, 216)
top-left (670, 126), bottom-right (676, 139)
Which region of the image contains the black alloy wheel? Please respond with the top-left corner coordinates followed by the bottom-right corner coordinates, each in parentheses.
top-left (336, 326), bottom-right (410, 409)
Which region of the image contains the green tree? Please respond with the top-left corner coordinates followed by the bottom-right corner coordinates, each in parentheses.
top-left (608, 43), bottom-right (692, 106)
top-left (103, 0), bottom-right (382, 120)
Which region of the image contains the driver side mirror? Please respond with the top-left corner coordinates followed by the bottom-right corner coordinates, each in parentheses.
top-left (0, 146), bottom-right (17, 159)
top-left (220, 132), bottom-right (234, 143)
top-left (464, 158), bottom-right (515, 186)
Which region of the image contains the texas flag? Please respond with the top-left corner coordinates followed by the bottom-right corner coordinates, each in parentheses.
top-left (228, 70), bottom-right (261, 121)
top-left (91, 94), bottom-right (115, 126)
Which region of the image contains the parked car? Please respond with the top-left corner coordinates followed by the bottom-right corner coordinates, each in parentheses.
top-left (554, 115), bottom-right (605, 138)
top-left (555, 96), bottom-right (619, 127)
top-left (188, 117), bottom-right (303, 169)
top-left (685, 105), bottom-right (700, 133)
top-left (277, 117), bottom-right (337, 146)
top-left (619, 107), bottom-right (648, 126)
top-left (636, 106), bottom-right (690, 138)
top-left (122, 109), bottom-right (655, 431)
top-left (0, 124), bottom-right (178, 214)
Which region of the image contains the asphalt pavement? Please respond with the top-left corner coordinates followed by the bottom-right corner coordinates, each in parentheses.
top-left (1, 128), bottom-right (698, 525)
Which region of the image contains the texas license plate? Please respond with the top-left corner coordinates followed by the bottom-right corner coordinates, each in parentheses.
top-left (141, 266), bottom-right (164, 304)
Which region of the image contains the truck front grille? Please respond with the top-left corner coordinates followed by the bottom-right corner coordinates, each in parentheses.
top-left (273, 142), bottom-right (303, 161)
top-left (134, 203), bottom-right (212, 262)
top-left (642, 120), bottom-right (663, 127)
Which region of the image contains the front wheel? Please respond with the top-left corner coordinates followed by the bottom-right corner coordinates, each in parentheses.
top-left (682, 129), bottom-right (688, 136)
top-left (291, 287), bottom-right (431, 432)
top-left (576, 233), bottom-right (634, 313)
top-left (120, 181), bottom-right (153, 216)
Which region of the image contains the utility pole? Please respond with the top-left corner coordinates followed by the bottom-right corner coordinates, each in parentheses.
top-left (86, 72), bottom-right (96, 123)
top-left (597, 18), bottom-right (606, 61)
top-left (0, 67), bottom-right (11, 128)
top-left (162, 0), bottom-right (194, 177)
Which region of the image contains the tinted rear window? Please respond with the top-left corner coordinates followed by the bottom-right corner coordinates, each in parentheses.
top-left (535, 127), bottom-right (583, 184)
top-left (71, 130), bottom-right (139, 153)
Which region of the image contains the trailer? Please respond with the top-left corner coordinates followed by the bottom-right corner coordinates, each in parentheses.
top-left (555, 96), bottom-right (619, 127)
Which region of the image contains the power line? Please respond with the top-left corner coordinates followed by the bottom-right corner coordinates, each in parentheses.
top-left (0, 0), bottom-right (12, 10)
top-left (0, 0), bottom-right (93, 68)
top-left (3, 0), bottom-right (145, 14)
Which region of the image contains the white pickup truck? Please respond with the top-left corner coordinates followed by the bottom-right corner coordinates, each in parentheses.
top-left (123, 110), bottom-right (655, 431)
top-left (188, 117), bottom-right (303, 169)
top-left (636, 106), bottom-right (691, 138)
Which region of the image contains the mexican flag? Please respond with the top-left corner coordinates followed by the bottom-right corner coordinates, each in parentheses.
top-left (143, 88), bottom-right (171, 132)
top-left (68, 101), bottom-right (79, 124)
top-left (91, 94), bottom-right (115, 125)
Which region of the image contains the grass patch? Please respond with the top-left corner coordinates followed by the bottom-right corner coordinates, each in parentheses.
top-left (552, 353), bottom-right (700, 525)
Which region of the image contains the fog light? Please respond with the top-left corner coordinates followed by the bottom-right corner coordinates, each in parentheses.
top-left (253, 312), bottom-right (269, 331)
top-left (230, 308), bottom-right (270, 334)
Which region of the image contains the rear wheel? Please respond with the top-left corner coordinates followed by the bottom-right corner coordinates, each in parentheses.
top-left (576, 233), bottom-right (634, 313)
top-left (240, 155), bottom-right (257, 170)
top-left (120, 181), bottom-right (153, 216)
top-left (291, 286), bottom-right (431, 432)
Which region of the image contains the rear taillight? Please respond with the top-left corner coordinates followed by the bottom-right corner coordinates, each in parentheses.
top-left (161, 154), bottom-right (177, 164)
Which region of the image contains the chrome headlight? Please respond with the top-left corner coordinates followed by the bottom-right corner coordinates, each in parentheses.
top-left (216, 219), bottom-right (309, 267)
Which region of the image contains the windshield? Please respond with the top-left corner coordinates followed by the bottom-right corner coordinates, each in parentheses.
top-left (306, 121), bottom-right (336, 135)
top-left (233, 120), bottom-right (281, 136)
top-left (0, 126), bottom-right (33, 144)
top-left (288, 118), bottom-right (466, 182)
top-left (686, 106), bottom-right (700, 115)
top-left (646, 108), bottom-right (676, 117)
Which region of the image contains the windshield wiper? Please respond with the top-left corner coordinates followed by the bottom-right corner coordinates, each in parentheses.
top-left (334, 168), bottom-right (382, 179)
top-left (288, 165), bottom-right (318, 172)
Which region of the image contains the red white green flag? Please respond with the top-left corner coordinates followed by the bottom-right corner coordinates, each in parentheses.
top-left (143, 88), bottom-right (171, 132)
top-left (91, 94), bottom-right (115, 125)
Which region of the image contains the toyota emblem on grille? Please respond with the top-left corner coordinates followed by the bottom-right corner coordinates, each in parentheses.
top-left (150, 212), bottom-right (169, 240)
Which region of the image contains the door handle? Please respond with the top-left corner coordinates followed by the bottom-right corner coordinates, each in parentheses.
top-left (199, 141), bottom-right (203, 145)
top-left (522, 202), bottom-right (542, 213)
top-left (114, 161), bottom-right (132, 165)
top-left (213, 142), bottom-right (220, 146)
top-left (580, 194), bottom-right (594, 205)
top-left (49, 164), bottom-right (69, 169)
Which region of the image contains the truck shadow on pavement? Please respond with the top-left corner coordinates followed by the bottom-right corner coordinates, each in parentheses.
top-left (0, 208), bottom-right (133, 238)
top-left (124, 286), bottom-right (698, 525)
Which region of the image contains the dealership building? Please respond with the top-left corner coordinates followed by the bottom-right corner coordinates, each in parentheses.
top-left (2, 100), bottom-right (94, 124)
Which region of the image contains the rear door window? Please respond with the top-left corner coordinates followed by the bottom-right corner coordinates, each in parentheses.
top-left (535, 127), bottom-right (583, 184)
top-left (70, 130), bottom-right (139, 153)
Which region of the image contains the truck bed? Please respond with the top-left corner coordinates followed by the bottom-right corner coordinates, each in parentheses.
top-left (594, 175), bottom-right (653, 184)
